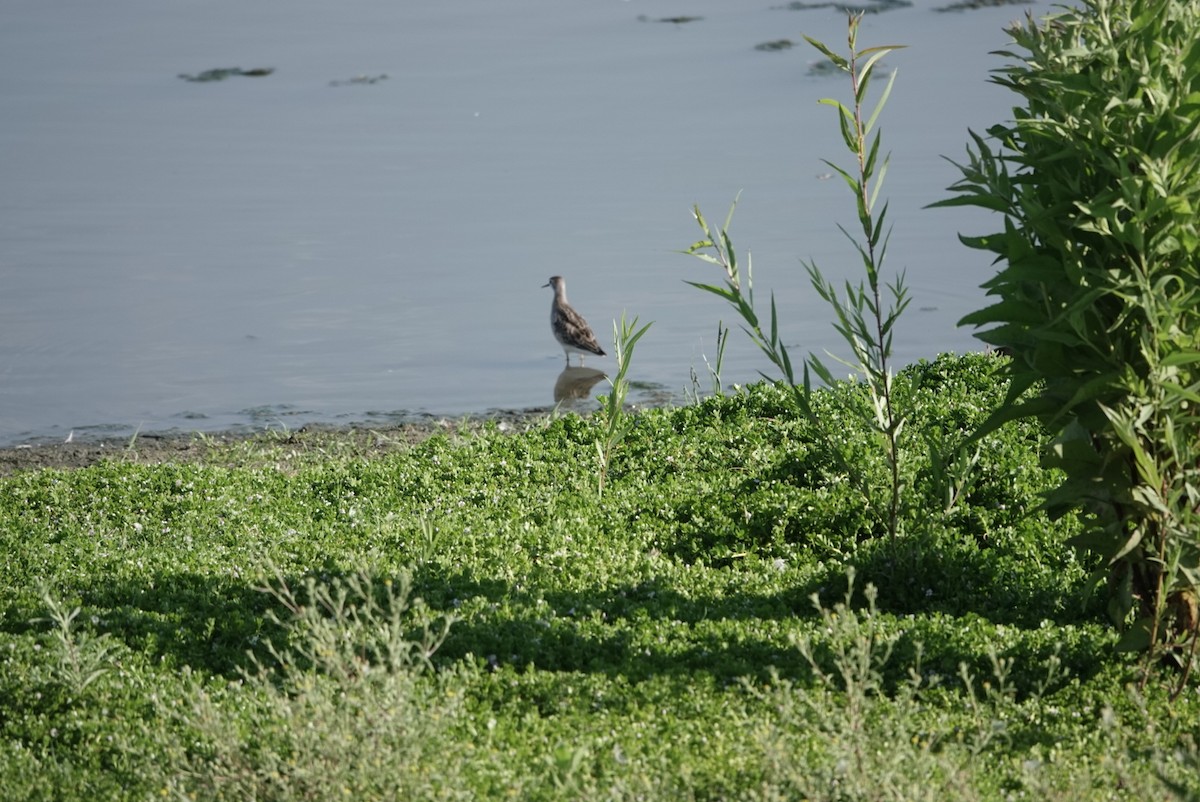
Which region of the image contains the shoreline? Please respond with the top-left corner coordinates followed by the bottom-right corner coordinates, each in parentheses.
top-left (0, 408), bottom-right (561, 477)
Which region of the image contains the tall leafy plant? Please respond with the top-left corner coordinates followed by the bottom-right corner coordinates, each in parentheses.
top-left (804, 22), bottom-right (911, 540)
top-left (596, 312), bottom-right (652, 498)
top-left (936, 0), bottom-right (1200, 685)
top-left (683, 15), bottom-right (909, 539)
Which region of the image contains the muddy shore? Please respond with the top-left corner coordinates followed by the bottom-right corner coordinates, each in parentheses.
top-left (0, 409), bottom-right (555, 477)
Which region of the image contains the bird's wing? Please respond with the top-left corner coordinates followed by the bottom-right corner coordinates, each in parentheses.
top-left (557, 305), bottom-right (607, 355)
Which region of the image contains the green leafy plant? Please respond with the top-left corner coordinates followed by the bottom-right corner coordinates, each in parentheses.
top-left (411, 515), bottom-right (441, 566)
top-left (923, 426), bottom-right (983, 516)
top-left (934, 0), bottom-right (1200, 686)
top-left (683, 193), bottom-right (801, 393)
top-left (688, 321), bottom-right (730, 403)
top-left (804, 19), bottom-right (910, 539)
top-left (683, 14), bottom-right (910, 538)
top-left (596, 311), bottom-right (652, 497)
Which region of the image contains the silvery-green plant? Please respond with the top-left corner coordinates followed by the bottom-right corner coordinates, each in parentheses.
top-left (257, 566), bottom-right (455, 679)
top-left (164, 568), bottom-right (465, 800)
top-left (753, 569), bottom-right (1074, 801)
top-left (35, 588), bottom-right (117, 696)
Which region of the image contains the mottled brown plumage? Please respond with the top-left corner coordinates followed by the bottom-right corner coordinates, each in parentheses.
top-left (543, 275), bottom-right (606, 367)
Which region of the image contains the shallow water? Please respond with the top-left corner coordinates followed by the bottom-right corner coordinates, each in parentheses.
top-left (0, 0), bottom-right (1041, 445)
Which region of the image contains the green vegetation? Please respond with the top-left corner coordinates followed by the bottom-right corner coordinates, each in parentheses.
top-left (2, 354), bottom-right (1199, 800)
top-left (6, 2), bottom-right (1200, 798)
top-left (595, 312), bottom-right (653, 498)
top-left (802, 23), bottom-right (909, 542)
top-left (936, 0), bottom-right (1200, 684)
top-left (685, 18), bottom-right (911, 543)
top-left (687, 321), bottom-right (729, 404)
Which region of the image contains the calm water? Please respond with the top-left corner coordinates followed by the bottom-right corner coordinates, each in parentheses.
top-left (0, 0), bottom-right (1040, 446)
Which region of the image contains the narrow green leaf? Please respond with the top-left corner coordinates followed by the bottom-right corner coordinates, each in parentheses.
top-left (928, 194), bottom-right (1012, 213)
top-left (720, 229), bottom-right (737, 274)
top-left (855, 68), bottom-right (873, 109)
top-left (964, 395), bottom-right (1061, 446)
top-left (780, 342), bottom-right (794, 384)
top-left (625, 322), bottom-right (653, 350)
top-left (820, 159), bottom-right (858, 194)
top-left (1161, 350), bottom-right (1200, 367)
top-left (857, 44), bottom-right (907, 59)
top-left (821, 98), bottom-right (857, 151)
top-left (767, 292), bottom-right (780, 348)
top-left (1110, 526), bottom-right (1147, 565)
top-left (683, 281), bottom-right (739, 304)
top-left (723, 191), bottom-right (742, 231)
top-left (807, 354), bottom-right (836, 387)
top-left (803, 35), bottom-right (848, 70)
top-left (870, 155), bottom-right (891, 213)
top-left (864, 130), bottom-right (882, 180)
top-left (864, 66), bottom-right (898, 135)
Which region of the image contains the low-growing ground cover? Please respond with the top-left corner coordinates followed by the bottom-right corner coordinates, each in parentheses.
top-left (1, 354), bottom-right (1197, 800)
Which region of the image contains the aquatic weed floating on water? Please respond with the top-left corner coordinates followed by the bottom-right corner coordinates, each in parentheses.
top-left (177, 67), bottom-right (274, 82)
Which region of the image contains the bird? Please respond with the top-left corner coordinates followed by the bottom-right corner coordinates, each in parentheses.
top-left (543, 275), bottom-right (606, 367)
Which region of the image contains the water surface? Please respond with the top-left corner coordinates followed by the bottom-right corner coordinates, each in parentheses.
top-left (0, 0), bottom-right (1041, 445)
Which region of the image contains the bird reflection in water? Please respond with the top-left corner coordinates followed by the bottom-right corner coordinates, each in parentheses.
top-left (553, 366), bottom-right (607, 405)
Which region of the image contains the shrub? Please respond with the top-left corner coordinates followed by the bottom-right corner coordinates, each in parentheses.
top-left (936, 0), bottom-right (1200, 684)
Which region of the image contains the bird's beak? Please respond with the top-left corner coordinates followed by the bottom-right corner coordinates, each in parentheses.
top-left (541, 281), bottom-right (550, 288)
